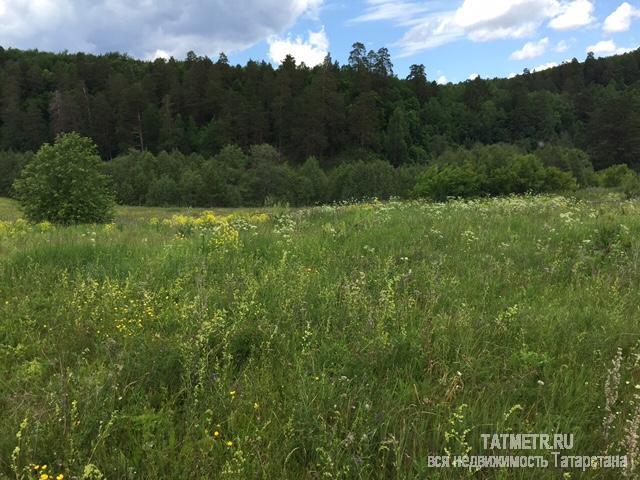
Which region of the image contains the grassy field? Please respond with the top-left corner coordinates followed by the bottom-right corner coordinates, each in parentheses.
top-left (1, 194), bottom-right (640, 479)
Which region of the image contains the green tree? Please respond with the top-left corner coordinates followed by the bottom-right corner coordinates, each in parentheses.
top-left (587, 93), bottom-right (640, 170)
top-left (13, 132), bottom-right (114, 224)
top-left (298, 156), bottom-right (328, 204)
top-left (349, 92), bottom-right (381, 150)
top-left (385, 106), bottom-right (410, 166)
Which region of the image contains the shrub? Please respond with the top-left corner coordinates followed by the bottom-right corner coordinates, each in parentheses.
top-left (330, 159), bottom-right (399, 201)
top-left (0, 151), bottom-right (32, 197)
top-left (413, 163), bottom-right (479, 201)
top-left (146, 175), bottom-right (180, 206)
top-left (544, 167), bottom-right (578, 192)
top-left (597, 164), bottom-right (637, 188)
top-left (414, 144), bottom-right (578, 200)
top-left (12, 132), bottom-right (114, 224)
top-left (534, 146), bottom-right (596, 187)
top-left (297, 156), bottom-right (329, 205)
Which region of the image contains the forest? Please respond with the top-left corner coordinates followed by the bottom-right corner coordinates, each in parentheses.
top-left (1, 44), bottom-right (640, 205)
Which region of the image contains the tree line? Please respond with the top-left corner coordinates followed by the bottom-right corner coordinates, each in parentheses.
top-left (1, 44), bottom-right (640, 171)
top-left (4, 142), bottom-right (638, 208)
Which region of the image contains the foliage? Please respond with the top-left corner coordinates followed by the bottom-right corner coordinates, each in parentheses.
top-left (0, 151), bottom-right (32, 198)
top-left (0, 45), bottom-right (639, 171)
top-left (596, 164), bottom-right (640, 199)
top-left (534, 145), bottom-right (597, 187)
top-left (330, 159), bottom-right (400, 201)
top-left (597, 164), bottom-right (638, 188)
top-left (413, 144), bottom-right (577, 200)
top-left (12, 133), bottom-right (114, 224)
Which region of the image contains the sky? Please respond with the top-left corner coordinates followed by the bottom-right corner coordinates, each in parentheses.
top-left (0, 0), bottom-right (639, 83)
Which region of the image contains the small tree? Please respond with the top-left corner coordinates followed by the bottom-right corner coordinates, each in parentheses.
top-left (13, 132), bottom-right (114, 224)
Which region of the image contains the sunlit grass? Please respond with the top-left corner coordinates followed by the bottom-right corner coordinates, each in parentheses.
top-left (0, 197), bottom-right (264, 224)
top-left (1, 194), bottom-right (639, 479)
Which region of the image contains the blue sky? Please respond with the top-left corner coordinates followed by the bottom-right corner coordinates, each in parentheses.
top-left (0, 0), bottom-right (638, 83)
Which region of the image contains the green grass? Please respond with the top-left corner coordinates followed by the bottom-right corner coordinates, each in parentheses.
top-left (0, 198), bottom-right (21, 221)
top-left (1, 195), bottom-right (640, 479)
top-left (0, 197), bottom-right (264, 224)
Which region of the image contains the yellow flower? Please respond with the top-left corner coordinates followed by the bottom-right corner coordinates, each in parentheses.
top-left (226, 440), bottom-right (233, 447)
top-left (40, 474), bottom-right (49, 480)
top-left (57, 475), bottom-right (64, 480)
top-left (41, 465), bottom-right (47, 471)
top-left (34, 465), bottom-right (40, 471)
top-left (229, 390), bottom-right (237, 397)
top-left (254, 402), bottom-right (259, 410)
top-left (213, 431), bottom-right (220, 439)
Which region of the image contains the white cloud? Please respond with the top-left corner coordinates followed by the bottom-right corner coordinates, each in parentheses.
top-left (452, 0), bottom-right (560, 42)
top-left (0, 0), bottom-right (324, 59)
top-left (351, 0), bottom-right (432, 24)
top-left (268, 27), bottom-right (329, 67)
top-left (382, 0), bottom-right (595, 57)
top-left (508, 72), bottom-right (518, 78)
top-left (532, 61), bottom-right (558, 71)
top-left (468, 73), bottom-right (480, 80)
top-left (586, 39), bottom-right (634, 56)
top-left (555, 39), bottom-right (570, 52)
top-left (548, 0), bottom-right (595, 30)
top-left (587, 40), bottom-right (616, 55)
top-left (395, 13), bottom-right (464, 56)
top-left (153, 50), bottom-right (171, 61)
top-left (510, 37), bottom-right (549, 60)
top-left (436, 75), bottom-right (449, 84)
top-left (604, 2), bottom-right (640, 33)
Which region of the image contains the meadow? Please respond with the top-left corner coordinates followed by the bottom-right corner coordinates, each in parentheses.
top-left (1, 193), bottom-right (640, 479)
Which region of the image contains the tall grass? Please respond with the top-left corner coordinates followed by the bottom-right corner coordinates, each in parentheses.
top-left (1, 194), bottom-right (639, 479)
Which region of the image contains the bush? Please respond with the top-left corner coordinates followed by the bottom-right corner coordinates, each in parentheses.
top-left (330, 159), bottom-right (399, 201)
top-left (622, 173), bottom-right (640, 198)
top-left (413, 163), bottom-right (478, 201)
top-left (414, 144), bottom-right (578, 200)
top-left (544, 167), bottom-right (578, 192)
top-left (146, 175), bottom-right (180, 206)
top-left (12, 133), bottom-right (114, 224)
top-left (0, 151), bottom-right (32, 197)
top-left (597, 164), bottom-right (637, 188)
top-left (534, 146), bottom-right (596, 187)
top-left (593, 164), bottom-right (640, 198)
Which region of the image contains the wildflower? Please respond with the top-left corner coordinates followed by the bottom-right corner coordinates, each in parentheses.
top-left (604, 348), bottom-right (623, 441)
top-left (537, 380), bottom-right (545, 386)
top-left (40, 475), bottom-right (49, 480)
top-left (57, 475), bottom-right (64, 480)
top-left (230, 390), bottom-right (237, 397)
top-left (209, 222), bottom-right (241, 252)
top-left (226, 440), bottom-right (233, 447)
top-left (254, 402), bottom-right (259, 410)
top-left (213, 431), bottom-right (220, 439)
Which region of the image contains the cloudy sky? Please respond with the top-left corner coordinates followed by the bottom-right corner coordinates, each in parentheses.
top-left (0, 0), bottom-right (638, 82)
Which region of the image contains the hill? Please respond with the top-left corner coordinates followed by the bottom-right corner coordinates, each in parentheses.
top-left (1, 45), bottom-right (640, 207)
top-left (1, 45), bottom-right (639, 168)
